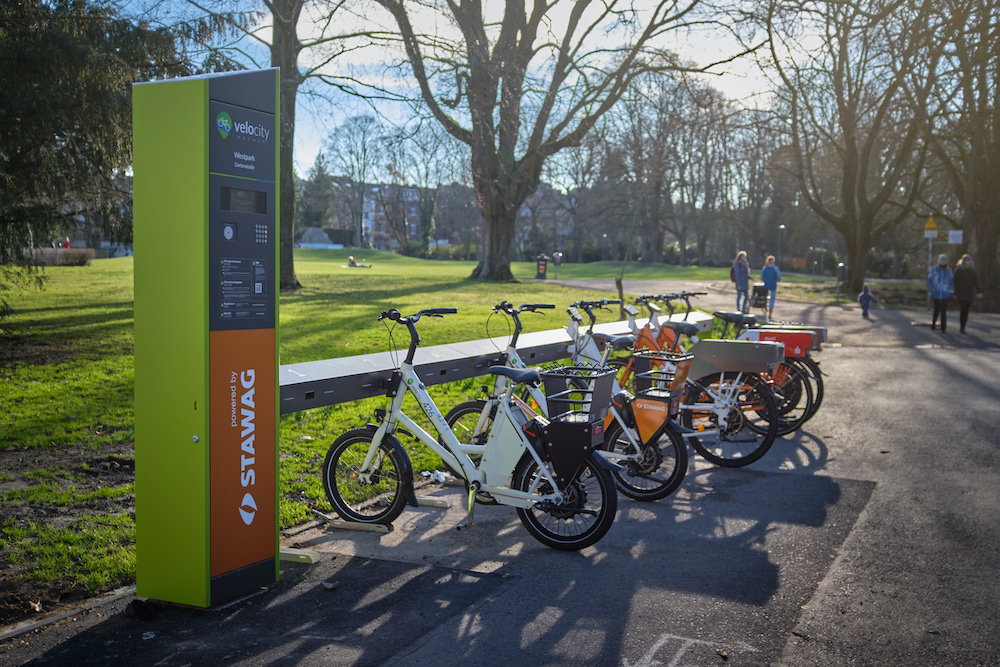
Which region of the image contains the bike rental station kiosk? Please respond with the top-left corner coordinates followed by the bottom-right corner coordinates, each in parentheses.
top-left (132, 69), bottom-right (280, 607)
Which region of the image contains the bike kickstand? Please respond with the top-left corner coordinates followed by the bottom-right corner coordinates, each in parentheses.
top-left (454, 481), bottom-right (478, 532)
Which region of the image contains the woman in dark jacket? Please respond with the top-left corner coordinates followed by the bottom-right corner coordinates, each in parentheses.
top-left (954, 254), bottom-right (983, 334)
top-left (733, 251), bottom-right (751, 312)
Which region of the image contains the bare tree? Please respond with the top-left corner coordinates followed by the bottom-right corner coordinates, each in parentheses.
top-left (369, 0), bottom-right (723, 280)
top-left (546, 129), bottom-right (626, 263)
top-left (327, 114), bottom-right (382, 246)
top-left (763, 0), bottom-right (934, 292)
top-left (396, 123), bottom-right (469, 256)
top-left (614, 70), bottom-right (682, 264)
top-left (921, 0), bottom-right (1000, 293)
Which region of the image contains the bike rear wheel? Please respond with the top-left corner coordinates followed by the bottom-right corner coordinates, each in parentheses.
top-left (769, 361), bottom-right (814, 435)
top-left (601, 419), bottom-right (688, 500)
top-left (323, 428), bottom-right (408, 524)
top-left (791, 357), bottom-right (824, 420)
top-left (513, 453), bottom-right (617, 550)
top-left (681, 372), bottom-right (778, 467)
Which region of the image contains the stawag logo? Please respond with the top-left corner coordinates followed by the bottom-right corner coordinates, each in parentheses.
top-left (214, 110), bottom-right (270, 142)
top-left (239, 493), bottom-right (257, 526)
top-left (237, 369), bottom-right (257, 525)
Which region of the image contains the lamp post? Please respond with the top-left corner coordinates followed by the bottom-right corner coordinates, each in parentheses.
top-left (602, 233), bottom-right (607, 261)
top-left (778, 224), bottom-right (786, 270)
top-left (738, 194), bottom-right (747, 256)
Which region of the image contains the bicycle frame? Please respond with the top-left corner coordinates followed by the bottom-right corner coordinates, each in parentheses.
top-left (366, 357), bottom-right (565, 511)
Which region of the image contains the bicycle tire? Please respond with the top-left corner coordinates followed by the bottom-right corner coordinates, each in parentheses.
top-left (790, 357), bottom-right (824, 420)
top-left (601, 419), bottom-right (688, 500)
top-left (769, 361), bottom-right (814, 435)
top-left (443, 399), bottom-right (491, 467)
top-left (512, 453), bottom-right (617, 550)
top-left (443, 399), bottom-right (500, 505)
top-left (681, 372), bottom-right (779, 467)
top-left (323, 428), bottom-right (409, 524)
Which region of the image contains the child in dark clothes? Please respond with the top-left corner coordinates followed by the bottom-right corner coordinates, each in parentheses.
top-left (858, 285), bottom-right (878, 319)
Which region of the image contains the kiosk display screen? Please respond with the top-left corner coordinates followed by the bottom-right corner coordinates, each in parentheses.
top-left (221, 187), bottom-right (267, 214)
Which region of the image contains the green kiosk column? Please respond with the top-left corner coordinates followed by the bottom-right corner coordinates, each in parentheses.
top-left (133, 69), bottom-right (279, 607)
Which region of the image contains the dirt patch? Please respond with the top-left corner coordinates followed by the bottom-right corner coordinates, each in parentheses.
top-left (0, 334), bottom-right (76, 368)
top-left (0, 443), bottom-right (135, 628)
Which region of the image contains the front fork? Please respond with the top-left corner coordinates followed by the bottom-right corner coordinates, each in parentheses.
top-left (358, 378), bottom-right (420, 508)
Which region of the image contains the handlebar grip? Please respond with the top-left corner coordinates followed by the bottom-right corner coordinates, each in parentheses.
top-left (423, 308), bottom-right (457, 317)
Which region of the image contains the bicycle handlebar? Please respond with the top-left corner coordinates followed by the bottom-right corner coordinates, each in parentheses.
top-left (571, 298), bottom-right (620, 310)
top-left (492, 302), bottom-right (555, 341)
top-left (569, 299), bottom-right (619, 331)
top-left (494, 302), bottom-right (555, 314)
top-left (379, 307), bottom-right (457, 325)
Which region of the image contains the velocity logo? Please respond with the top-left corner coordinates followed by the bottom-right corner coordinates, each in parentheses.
top-left (216, 111), bottom-right (232, 138)
top-left (213, 110), bottom-right (270, 143)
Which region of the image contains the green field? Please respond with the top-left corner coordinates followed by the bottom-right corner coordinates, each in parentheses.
top-left (0, 249), bottom-right (730, 621)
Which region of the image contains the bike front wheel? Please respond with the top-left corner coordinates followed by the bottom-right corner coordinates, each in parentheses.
top-left (323, 428), bottom-right (408, 524)
top-left (601, 419), bottom-right (688, 500)
top-left (681, 372), bottom-right (778, 467)
top-left (512, 453), bottom-right (617, 550)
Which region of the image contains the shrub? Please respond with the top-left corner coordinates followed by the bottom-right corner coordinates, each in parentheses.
top-left (58, 248), bottom-right (95, 266)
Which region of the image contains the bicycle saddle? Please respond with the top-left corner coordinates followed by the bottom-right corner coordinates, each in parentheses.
top-left (660, 320), bottom-right (700, 338)
top-left (593, 332), bottom-right (636, 350)
top-left (488, 366), bottom-right (541, 386)
top-left (741, 314), bottom-right (761, 327)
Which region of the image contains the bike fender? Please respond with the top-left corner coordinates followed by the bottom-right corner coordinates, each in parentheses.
top-left (363, 424), bottom-right (420, 508)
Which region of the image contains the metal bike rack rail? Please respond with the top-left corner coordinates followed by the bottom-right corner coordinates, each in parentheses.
top-left (278, 313), bottom-right (714, 414)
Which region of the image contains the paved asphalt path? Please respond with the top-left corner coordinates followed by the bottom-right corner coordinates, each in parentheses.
top-left (4, 280), bottom-right (1000, 666)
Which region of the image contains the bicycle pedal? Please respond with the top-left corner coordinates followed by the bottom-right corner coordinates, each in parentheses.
top-left (454, 519), bottom-right (474, 531)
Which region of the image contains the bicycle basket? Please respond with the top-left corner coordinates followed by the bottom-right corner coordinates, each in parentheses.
top-left (631, 351), bottom-right (695, 397)
top-left (540, 365), bottom-right (616, 423)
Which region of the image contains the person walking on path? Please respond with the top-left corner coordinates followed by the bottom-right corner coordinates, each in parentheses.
top-left (733, 251), bottom-right (751, 313)
top-left (954, 254), bottom-right (983, 334)
top-left (927, 254), bottom-right (955, 332)
top-left (858, 285), bottom-right (878, 319)
top-left (760, 255), bottom-right (782, 321)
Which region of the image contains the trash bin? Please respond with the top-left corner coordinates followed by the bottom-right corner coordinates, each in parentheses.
top-left (535, 254), bottom-right (549, 279)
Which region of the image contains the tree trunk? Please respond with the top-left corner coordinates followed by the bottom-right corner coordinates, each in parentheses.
top-left (845, 235), bottom-right (869, 294)
top-left (272, 0), bottom-right (303, 291)
top-left (471, 207), bottom-right (516, 281)
top-left (277, 82), bottom-right (301, 290)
